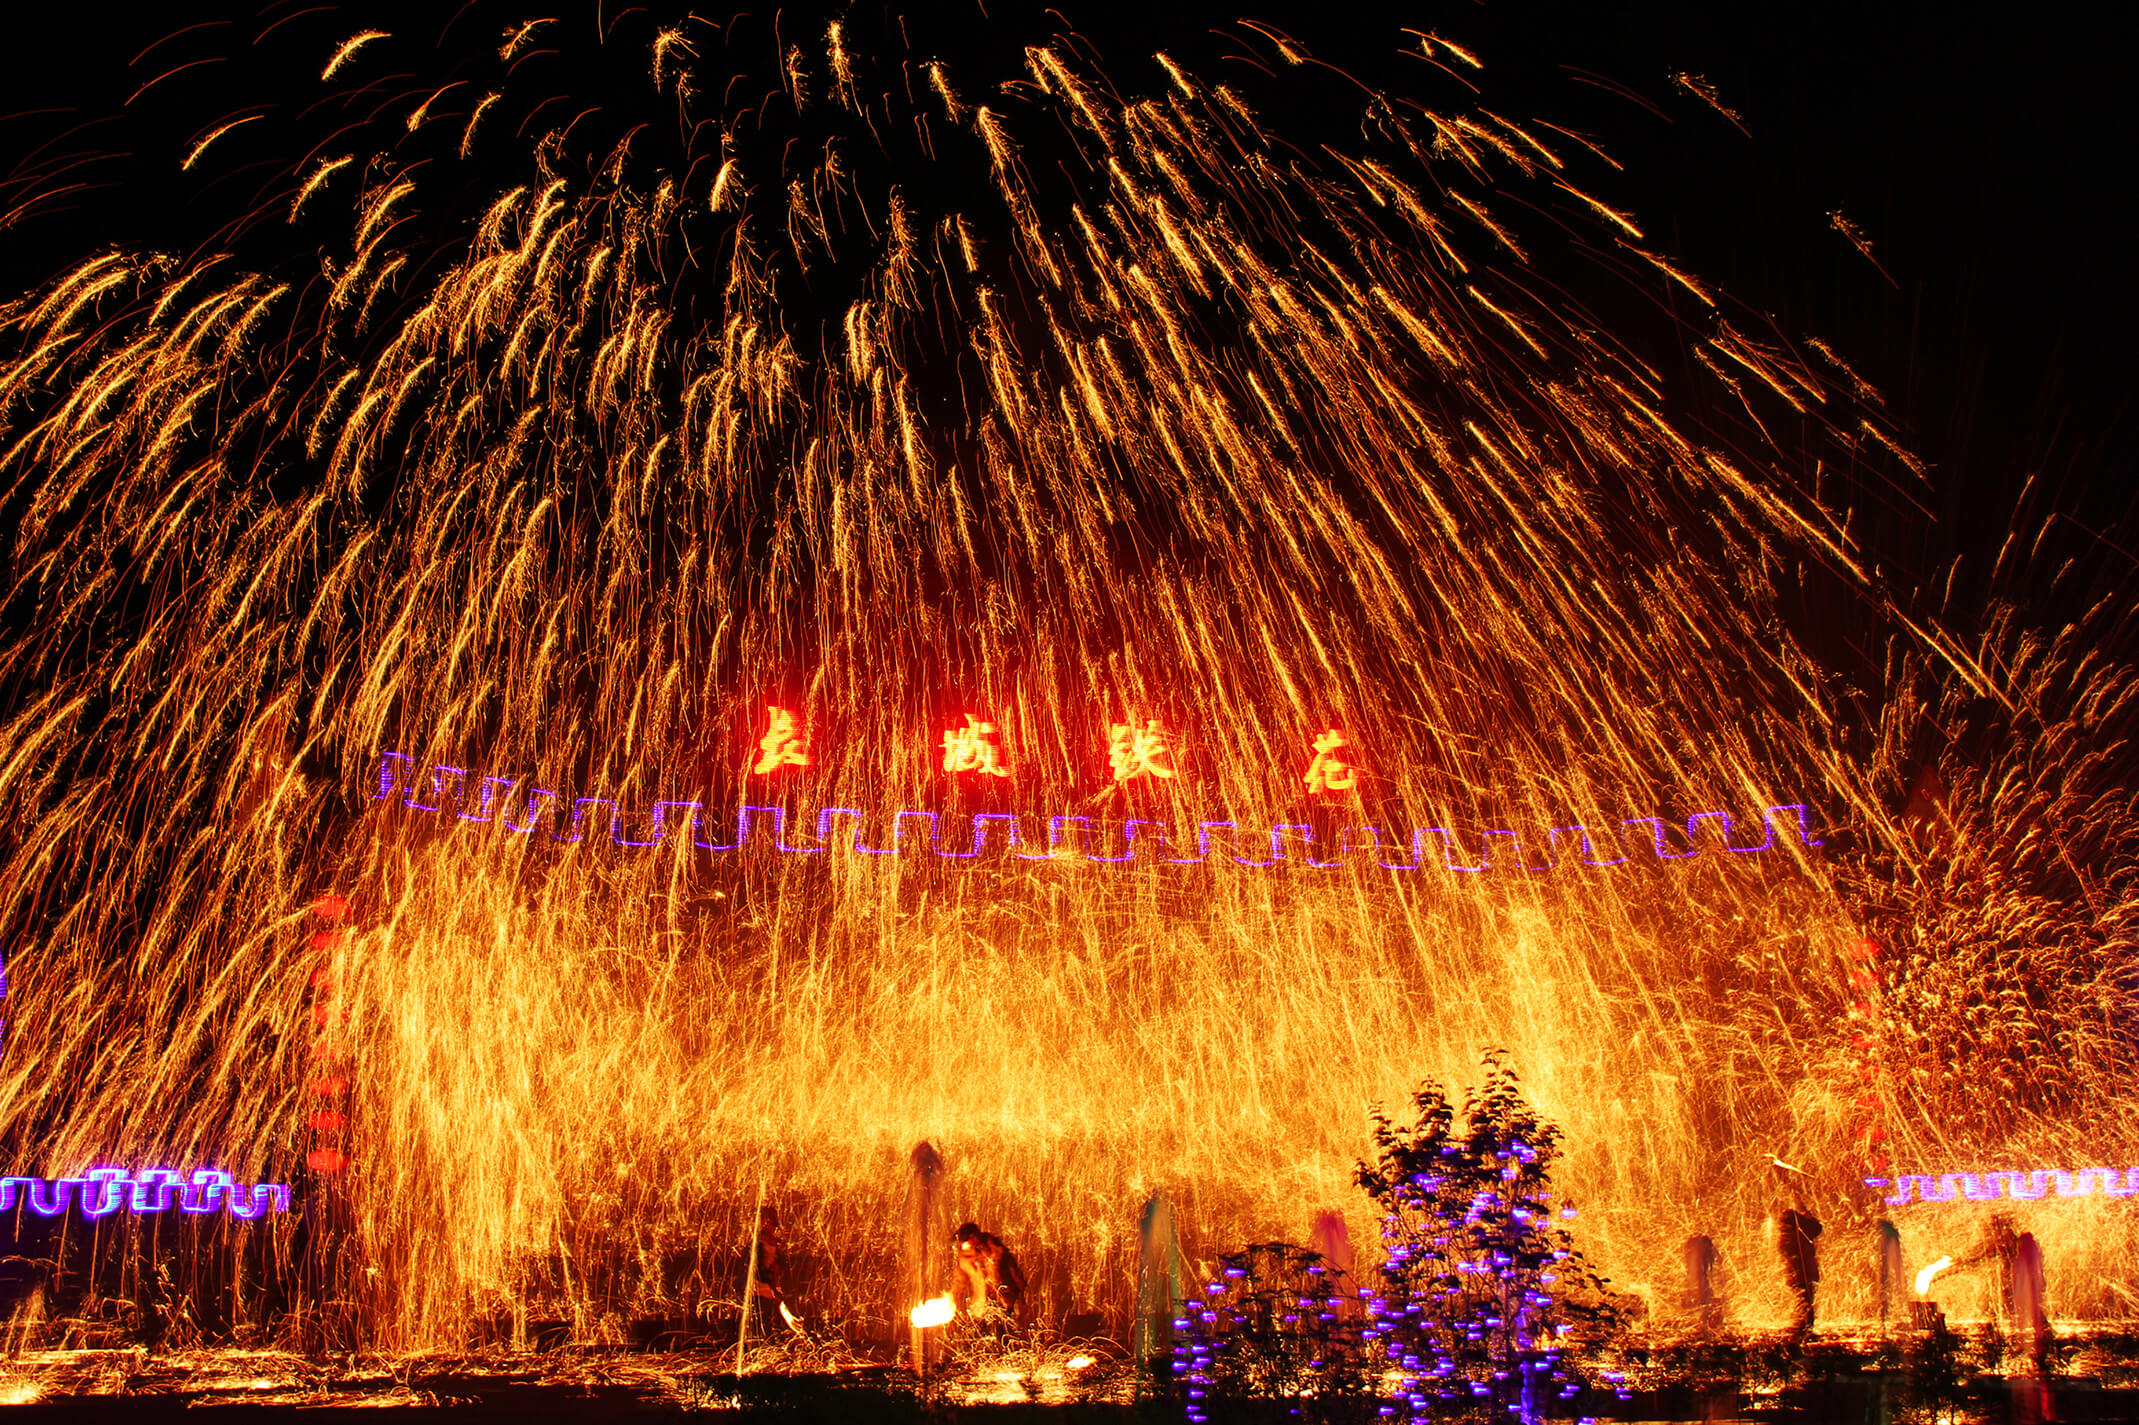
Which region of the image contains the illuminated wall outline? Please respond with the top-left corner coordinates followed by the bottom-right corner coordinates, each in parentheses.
top-left (1867, 1168), bottom-right (2139, 1205)
top-left (0, 1168), bottom-right (292, 1219)
top-left (374, 752), bottom-right (1821, 874)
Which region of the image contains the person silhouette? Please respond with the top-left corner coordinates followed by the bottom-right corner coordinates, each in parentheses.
top-left (1684, 1234), bottom-right (1722, 1336)
top-left (746, 1204), bottom-right (803, 1336)
top-left (1775, 1203), bottom-right (1822, 1339)
top-left (951, 1222), bottom-right (1028, 1326)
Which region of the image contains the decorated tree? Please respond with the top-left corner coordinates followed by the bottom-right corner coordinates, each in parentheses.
top-left (1354, 1053), bottom-right (1629, 1420)
top-left (1173, 1242), bottom-right (1378, 1425)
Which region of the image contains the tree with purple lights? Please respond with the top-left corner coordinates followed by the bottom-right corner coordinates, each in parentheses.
top-left (1354, 1053), bottom-right (1629, 1421)
top-left (1171, 1241), bottom-right (1378, 1425)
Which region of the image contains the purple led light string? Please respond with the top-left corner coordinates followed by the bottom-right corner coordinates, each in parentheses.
top-left (371, 750), bottom-right (1821, 875)
top-left (0, 1168), bottom-right (291, 1219)
top-left (1867, 1166), bottom-right (2139, 1205)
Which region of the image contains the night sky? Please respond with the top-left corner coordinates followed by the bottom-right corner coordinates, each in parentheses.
top-left (2, 1), bottom-right (2130, 629)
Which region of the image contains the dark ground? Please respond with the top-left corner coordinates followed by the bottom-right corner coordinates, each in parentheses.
top-left (4, 1335), bottom-right (2139, 1422)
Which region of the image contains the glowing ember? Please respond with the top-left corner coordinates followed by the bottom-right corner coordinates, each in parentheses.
top-left (910, 1294), bottom-right (955, 1329)
top-left (1915, 1257), bottom-right (1954, 1297)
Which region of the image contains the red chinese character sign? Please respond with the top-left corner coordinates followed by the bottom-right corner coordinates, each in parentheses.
top-left (942, 715), bottom-right (1009, 778)
top-left (752, 706), bottom-right (810, 775)
top-left (1302, 729), bottom-right (1358, 793)
top-left (1108, 719), bottom-right (1176, 782)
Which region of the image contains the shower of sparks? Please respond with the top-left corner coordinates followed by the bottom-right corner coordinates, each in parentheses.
top-left (0, 4), bottom-right (2130, 1353)
top-left (1828, 209), bottom-right (1900, 288)
top-left (320, 31), bottom-right (389, 82)
top-left (1671, 72), bottom-right (1751, 137)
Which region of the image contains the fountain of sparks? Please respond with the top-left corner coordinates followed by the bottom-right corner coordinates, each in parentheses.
top-left (0, 2), bottom-right (2131, 1355)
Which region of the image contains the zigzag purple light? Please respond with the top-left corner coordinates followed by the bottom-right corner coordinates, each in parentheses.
top-left (372, 752), bottom-right (1820, 874)
top-left (1866, 1168), bottom-right (2139, 1205)
top-left (0, 1168), bottom-right (291, 1219)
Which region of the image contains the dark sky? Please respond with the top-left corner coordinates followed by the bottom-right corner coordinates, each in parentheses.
top-left (2, 1), bottom-right (2131, 621)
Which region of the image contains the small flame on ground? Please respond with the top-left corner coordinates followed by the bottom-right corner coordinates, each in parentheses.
top-left (909, 1294), bottom-right (954, 1328)
top-left (1915, 1256), bottom-right (1954, 1296)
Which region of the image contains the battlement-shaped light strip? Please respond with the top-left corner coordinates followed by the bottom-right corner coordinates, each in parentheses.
top-left (371, 752), bottom-right (1820, 874)
top-left (1866, 1167), bottom-right (2139, 1205)
top-left (0, 1168), bottom-right (291, 1219)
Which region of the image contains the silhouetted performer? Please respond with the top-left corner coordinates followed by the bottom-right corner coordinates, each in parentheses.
top-left (2013, 1231), bottom-right (2050, 1364)
top-left (747, 1204), bottom-right (802, 1335)
top-left (1684, 1234), bottom-right (1722, 1336)
top-left (1877, 1219), bottom-right (1905, 1329)
top-left (1959, 1213), bottom-right (2051, 1360)
top-left (1957, 1211), bottom-right (2023, 1328)
top-left (952, 1222), bottom-right (1028, 1323)
top-left (1776, 1206), bottom-right (1822, 1338)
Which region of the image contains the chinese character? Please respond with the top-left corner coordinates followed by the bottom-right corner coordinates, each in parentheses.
top-left (942, 714), bottom-right (1010, 777)
top-left (1108, 719), bottom-right (1176, 782)
top-left (1302, 729), bottom-right (1357, 793)
top-left (752, 706), bottom-right (810, 774)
